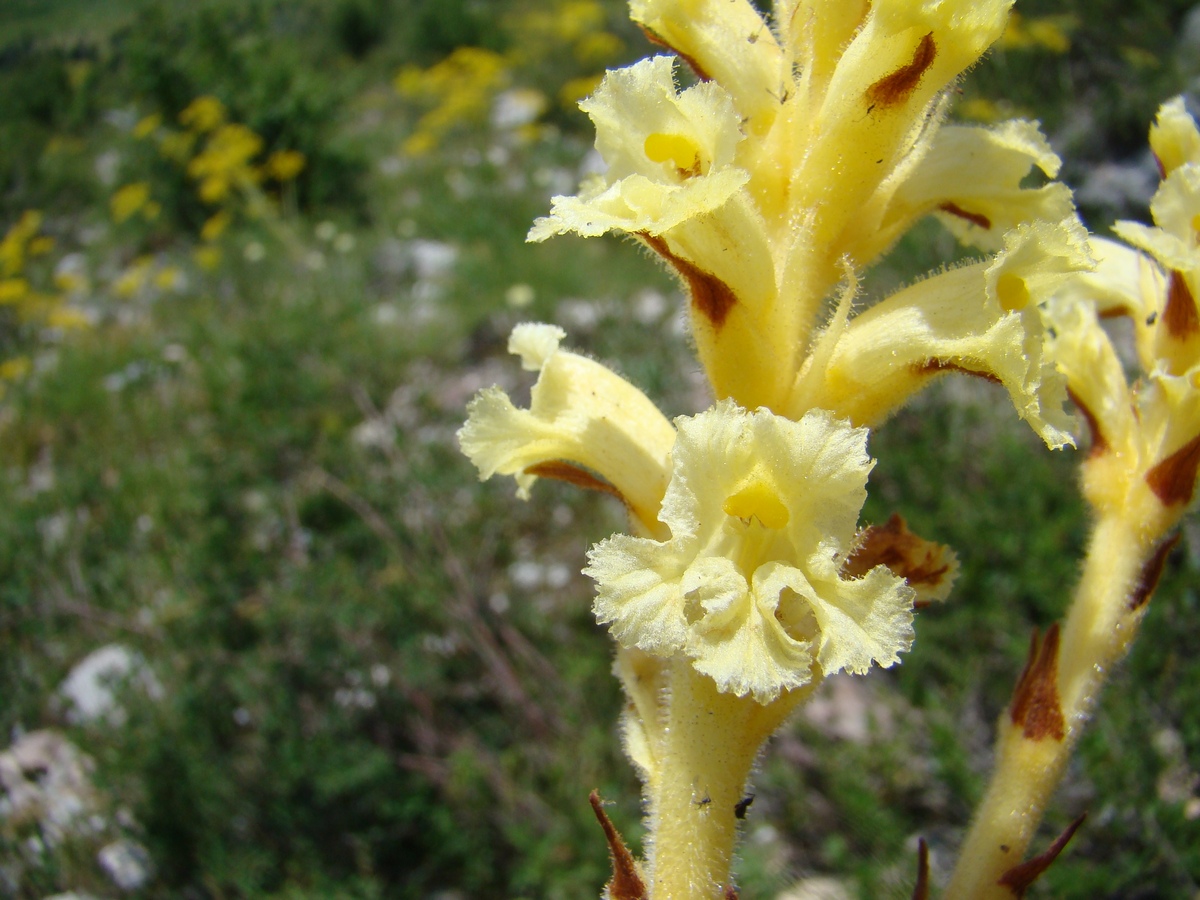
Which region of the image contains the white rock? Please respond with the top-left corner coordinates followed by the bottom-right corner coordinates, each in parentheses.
top-left (59, 645), bottom-right (163, 726)
top-left (97, 839), bottom-right (153, 890)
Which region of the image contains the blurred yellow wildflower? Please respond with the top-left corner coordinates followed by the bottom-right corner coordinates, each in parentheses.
top-left (45, 307), bottom-right (91, 330)
top-left (179, 95), bottom-right (227, 133)
top-left (0, 211), bottom-right (44, 276)
top-left (133, 113), bottom-right (163, 139)
top-left (0, 356), bottom-right (31, 381)
top-left (114, 257), bottom-right (155, 298)
top-left (0, 278), bottom-right (30, 304)
top-left (194, 245), bottom-right (222, 271)
top-left (201, 211), bottom-right (232, 243)
top-left (111, 182), bottom-right (153, 223)
top-left (27, 236), bottom-right (54, 257)
top-left (188, 123), bottom-right (264, 203)
top-left (999, 12), bottom-right (1076, 54)
top-left (559, 74), bottom-right (603, 108)
top-left (396, 47), bottom-right (509, 156)
top-left (265, 149), bottom-right (306, 182)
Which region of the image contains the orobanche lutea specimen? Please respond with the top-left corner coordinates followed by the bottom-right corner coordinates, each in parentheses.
top-left (460, 1), bottom-right (1197, 897)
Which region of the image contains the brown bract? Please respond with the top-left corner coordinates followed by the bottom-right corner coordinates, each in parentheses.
top-left (843, 513), bottom-right (954, 607)
top-left (1010, 624), bottom-right (1065, 742)
top-left (525, 460), bottom-right (626, 502)
top-left (1129, 532), bottom-right (1181, 611)
top-left (589, 790), bottom-right (647, 900)
top-left (1165, 269), bottom-right (1200, 339)
top-left (640, 232), bottom-right (738, 328)
top-left (996, 814), bottom-right (1086, 897)
top-left (1146, 432), bottom-right (1200, 506)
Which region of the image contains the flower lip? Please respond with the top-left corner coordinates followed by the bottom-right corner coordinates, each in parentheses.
top-left (587, 401), bottom-right (915, 702)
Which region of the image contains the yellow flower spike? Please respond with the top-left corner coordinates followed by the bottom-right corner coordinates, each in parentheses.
top-left (586, 401), bottom-right (914, 703)
top-left (1148, 96), bottom-right (1200, 177)
top-left (879, 120), bottom-right (1076, 255)
top-left (458, 324), bottom-right (676, 537)
top-left (793, 218), bottom-right (1090, 449)
top-left (630, 0), bottom-right (784, 133)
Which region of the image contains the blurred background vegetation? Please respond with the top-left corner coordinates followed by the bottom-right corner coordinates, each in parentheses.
top-left (0, 0), bottom-right (1197, 897)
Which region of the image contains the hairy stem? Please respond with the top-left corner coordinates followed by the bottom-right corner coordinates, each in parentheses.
top-left (946, 512), bottom-right (1171, 898)
top-left (644, 660), bottom-right (809, 898)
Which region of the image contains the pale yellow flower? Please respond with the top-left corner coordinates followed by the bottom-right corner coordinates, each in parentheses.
top-left (532, 1), bottom-right (1080, 419)
top-left (459, 324), bottom-right (676, 536)
top-left (586, 401), bottom-right (914, 702)
top-left (791, 218), bottom-right (1090, 448)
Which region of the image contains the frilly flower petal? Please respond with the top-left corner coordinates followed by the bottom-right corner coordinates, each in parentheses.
top-left (588, 532), bottom-right (693, 655)
top-left (794, 218), bottom-right (1091, 449)
top-left (528, 56), bottom-right (749, 242)
top-left (881, 120), bottom-right (1076, 253)
top-left (586, 401), bottom-right (913, 702)
top-left (777, 555), bottom-right (914, 677)
top-left (685, 557), bottom-right (816, 700)
top-left (458, 324), bottom-right (675, 534)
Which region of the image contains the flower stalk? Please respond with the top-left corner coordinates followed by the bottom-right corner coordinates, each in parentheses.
top-left (948, 97), bottom-right (1200, 896)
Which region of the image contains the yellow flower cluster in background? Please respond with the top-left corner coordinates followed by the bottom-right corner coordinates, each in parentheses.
top-left (395, 0), bottom-right (625, 156)
top-left (0, 210), bottom-right (93, 394)
top-left (116, 96), bottom-right (307, 269)
top-left (395, 48), bottom-right (510, 156)
top-left (999, 12), bottom-right (1077, 54)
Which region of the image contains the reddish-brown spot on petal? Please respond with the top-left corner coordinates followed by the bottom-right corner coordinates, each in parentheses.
top-left (525, 461), bottom-right (625, 502)
top-left (639, 232), bottom-right (738, 328)
top-left (997, 814), bottom-right (1086, 897)
top-left (589, 790), bottom-right (647, 900)
top-left (917, 359), bottom-right (1003, 385)
top-left (843, 513), bottom-right (954, 607)
top-left (1164, 270), bottom-right (1200, 339)
top-left (1066, 387), bottom-right (1108, 458)
top-left (724, 887), bottom-right (739, 900)
top-left (1129, 532), bottom-right (1181, 611)
top-left (867, 33), bottom-right (937, 109)
top-left (939, 202), bottom-right (992, 231)
top-left (1097, 304), bottom-right (1133, 320)
top-left (638, 26), bottom-right (712, 81)
top-left (911, 838), bottom-right (930, 900)
top-left (1010, 624), bottom-right (1065, 742)
top-left (1146, 432), bottom-right (1200, 506)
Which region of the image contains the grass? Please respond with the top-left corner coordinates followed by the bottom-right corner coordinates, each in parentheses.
top-left (0, 1), bottom-right (1198, 898)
